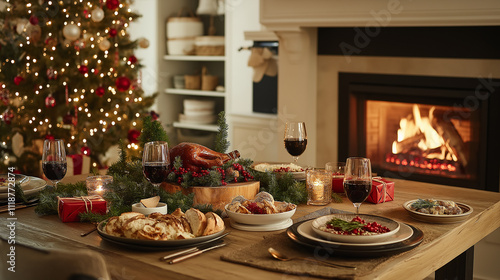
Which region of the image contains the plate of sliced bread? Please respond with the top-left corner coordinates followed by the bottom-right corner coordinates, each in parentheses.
top-left (98, 208), bottom-right (226, 247)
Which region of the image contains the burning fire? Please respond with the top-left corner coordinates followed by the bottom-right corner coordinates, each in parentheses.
top-left (387, 104), bottom-right (467, 174)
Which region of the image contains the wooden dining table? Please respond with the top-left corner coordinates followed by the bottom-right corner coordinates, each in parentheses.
top-left (1, 174), bottom-right (499, 280)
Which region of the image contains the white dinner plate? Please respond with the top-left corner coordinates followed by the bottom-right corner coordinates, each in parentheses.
top-left (251, 162), bottom-right (306, 181)
top-left (229, 218), bottom-right (293, 231)
top-left (298, 219), bottom-right (413, 247)
top-left (311, 214), bottom-right (400, 243)
top-left (403, 199), bottom-right (473, 224)
top-left (0, 176), bottom-right (47, 201)
top-left (97, 219), bottom-right (227, 247)
top-left (0, 174), bottom-right (31, 193)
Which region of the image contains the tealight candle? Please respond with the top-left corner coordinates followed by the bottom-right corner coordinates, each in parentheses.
top-left (86, 175), bottom-right (113, 197)
top-left (306, 169), bottom-right (332, 205)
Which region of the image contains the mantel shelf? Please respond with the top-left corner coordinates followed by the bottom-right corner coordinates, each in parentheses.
top-left (163, 55), bottom-right (225, 62)
top-left (165, 88), bottom-right (225, 97)
top-left (173, 122), bottom-right (219, 132)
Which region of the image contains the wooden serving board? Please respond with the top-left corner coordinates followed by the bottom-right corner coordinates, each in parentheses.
top-left (161, 181), bottom-right (260, 211)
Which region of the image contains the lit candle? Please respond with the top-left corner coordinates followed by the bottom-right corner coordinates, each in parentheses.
top-left (86, 175), bottom-right (113, 197)
top-left (306, 169), bottom-right (332, 206)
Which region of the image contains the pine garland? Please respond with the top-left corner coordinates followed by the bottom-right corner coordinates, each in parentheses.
top-left (33, 113), bottom-right (307, 222)
top-left (251, 169), bottom-right (308, 204)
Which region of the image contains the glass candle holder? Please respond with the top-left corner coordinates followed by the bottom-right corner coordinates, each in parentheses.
top-left (306, 169), bottom-right (332, 206)
top-left (86, 175), bottom-right (113, 197)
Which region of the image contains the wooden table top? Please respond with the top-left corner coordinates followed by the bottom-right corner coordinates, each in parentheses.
top-left (1, 174), bottom-right (499, 280)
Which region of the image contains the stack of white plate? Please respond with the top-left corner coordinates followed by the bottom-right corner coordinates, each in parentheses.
top-left (179, 99), bottom-right (216, 124)
top-left (301, 214), bottom-right (414, 247)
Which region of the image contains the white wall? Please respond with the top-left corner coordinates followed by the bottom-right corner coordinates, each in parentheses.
top-left (225, 0), bottom-right (261, 116)
top-left (128, 0), bottom-right (160, 111)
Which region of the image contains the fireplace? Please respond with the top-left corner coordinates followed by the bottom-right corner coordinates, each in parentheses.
top-left (338, 73), bottom-right (500, 191)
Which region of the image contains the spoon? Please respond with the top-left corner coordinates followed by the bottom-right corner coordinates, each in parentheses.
top-left (268, 247), bottom-right (356, 269)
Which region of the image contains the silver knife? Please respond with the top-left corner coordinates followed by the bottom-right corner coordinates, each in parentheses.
top-left (160, 232), bottom-right (230, 261)
top-left (168, 242), bottom-right (227, 264)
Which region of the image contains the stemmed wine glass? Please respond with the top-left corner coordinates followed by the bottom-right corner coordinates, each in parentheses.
top-left (343, 157), bottom-right (372, 214)
top-left (142, 141), bottom-right (170, 188)
top-left (42, 139), bottom-right (67, 188)
top-left (284, 122), bottom-right (307, 164)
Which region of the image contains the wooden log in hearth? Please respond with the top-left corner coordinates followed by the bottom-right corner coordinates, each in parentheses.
top-left (431, 110), bottom-right (468, 167)
top-left (394, 133), bottom-right (425, 154)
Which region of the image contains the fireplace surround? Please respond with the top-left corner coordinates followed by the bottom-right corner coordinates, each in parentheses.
top-left (259, 0), bottom-right (500, 192)
top-left (337, 72), bottom-right (500, 191)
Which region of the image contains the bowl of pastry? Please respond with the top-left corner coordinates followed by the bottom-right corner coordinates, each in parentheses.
top-left (225, 192), bottom-right (297, 225)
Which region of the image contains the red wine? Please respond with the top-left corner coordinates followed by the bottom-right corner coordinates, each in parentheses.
top-left (284, 138), bottom-right (307, 156)
top-left (143, 163), bottom-right (168, 184)
top-left (42, 161), bottom-right (67, 181)
top-left (344, 180), bottom-right (371, 203)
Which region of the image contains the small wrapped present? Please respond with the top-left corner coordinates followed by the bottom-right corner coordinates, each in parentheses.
top-left (57, 196), bottom-right (107, 223)
top-left (66, 154), bottom-right (91, 176)
top-left (366, 177), bottom-right (394, 204)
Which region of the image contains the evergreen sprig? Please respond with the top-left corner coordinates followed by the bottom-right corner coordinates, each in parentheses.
top-left (35, 182), bottom-right (88, 215)
top-left (214, 111), bottom-right (229, 153)
top-left (251, 169), bottom-right (308, 205)
top-left (327, 218), bottom-right (365, 232)
top-left (138, 116), bottom-right (170, 148)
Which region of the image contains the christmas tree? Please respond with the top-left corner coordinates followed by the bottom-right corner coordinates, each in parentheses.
top-left (0, 0), bottom-right (155, 175)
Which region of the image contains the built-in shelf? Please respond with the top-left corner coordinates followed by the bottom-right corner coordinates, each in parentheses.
top-left (165, 88), bottom-right (225, 97)
top-left (173, 122), bottom-right (219, 132)
top-left (163, 55), bottom-right (225, 62)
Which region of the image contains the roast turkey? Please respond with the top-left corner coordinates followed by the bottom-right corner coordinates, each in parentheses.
top-left (169, 142), bottom-right (240, 172)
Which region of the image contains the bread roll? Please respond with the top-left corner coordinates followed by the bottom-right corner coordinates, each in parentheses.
top-left (170, 208), bottom-right (192, 233)
top-left (185, 208), bottom-right (207, 237)
top-left (203, 212), bottom-right (224, 236)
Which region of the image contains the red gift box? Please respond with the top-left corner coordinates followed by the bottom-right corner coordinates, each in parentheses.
top-left (366, 177), bottom-right (394, 204)
top-left (57, 196), bottom-right (107, 222)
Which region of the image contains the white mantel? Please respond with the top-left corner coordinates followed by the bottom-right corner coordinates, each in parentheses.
top-left (259, 0), bottom-right (500, 167)
top-left (260, 0), bottom-right (500, 29)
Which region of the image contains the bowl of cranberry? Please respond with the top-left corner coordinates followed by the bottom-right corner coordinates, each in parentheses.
top-left (311, 214), bottom-right (400, 243)
top-left (225, 199), bottom-right (296, 225)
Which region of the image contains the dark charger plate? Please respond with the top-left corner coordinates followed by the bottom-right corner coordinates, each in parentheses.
top-left (286, 219), bottom-right (423, 257)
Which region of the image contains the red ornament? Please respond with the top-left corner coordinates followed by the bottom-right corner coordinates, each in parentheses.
top-left (45, 37), bottom-right (57, 48)
top-left (106, 0), bottom-right (120, 10)
top-left (1, 109), bottom-right (14, 124)
top-left (81, 146), bottom-right (91, 155)
top-left (0, 88), bottom-right (9, 106)
top-left (45, 134), bottom-right (55, 140)
top-left (127, 129), bottom-right (141, 143)
top-left (109, 28), bottom-right (118, 37)
top-left (14, 76), bottom-right (24, 85)
top-left (47, 67), bottom-right (58, 79)
top-left (29, 15), bottom-right (39, 25)
top-left (45, 94), bottom-right (56, 108)
top-left (128, 55), bottom-right (137, 64)
top-left (116, 76), bottom-right (131, 92)
top-left (96, 86), bottom-right (106, 97)
top-left (63, 112), bottom-right (74, 125)
top-left (78, 65), bottom-right (89, 74)
top-left (150, 111), bottom-right (159, 121)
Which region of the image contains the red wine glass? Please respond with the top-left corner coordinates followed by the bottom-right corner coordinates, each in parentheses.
top-left (42, 139), bottom-right (67, 188)
top-left (142, 141), bottom-right (170, 188)
top-left (343, 157), bottom-right (372, 214)
top-left (284, 122), bottom-right (307, 164)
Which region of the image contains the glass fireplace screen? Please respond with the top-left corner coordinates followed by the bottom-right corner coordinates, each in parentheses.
top-left (365, 100), bottom-right (478, 181)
